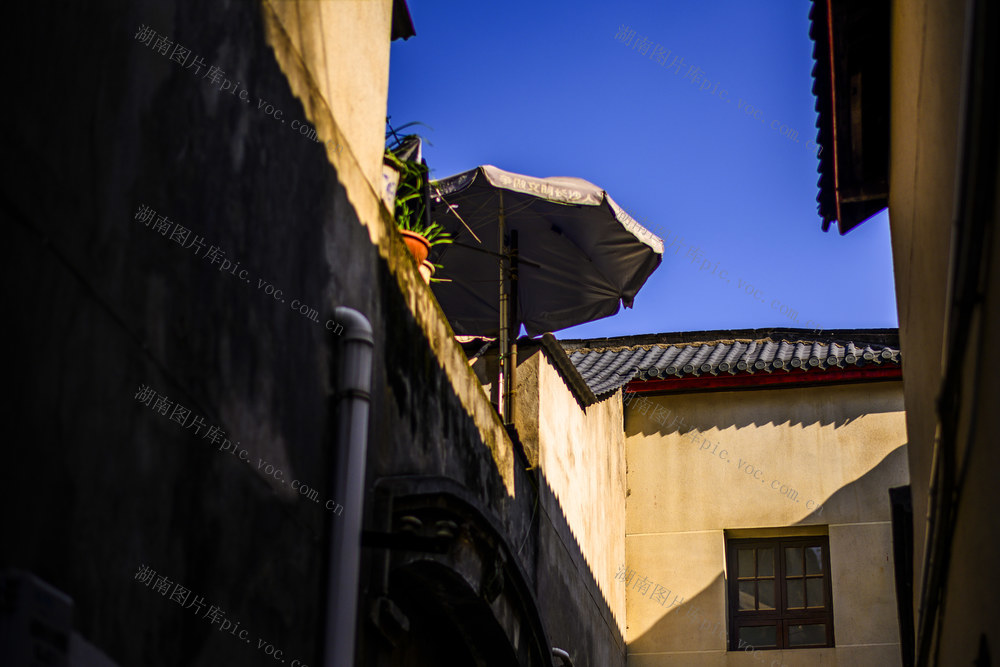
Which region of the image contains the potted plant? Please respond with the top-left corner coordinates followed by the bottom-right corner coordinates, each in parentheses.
top-left (384, 142), bottom-right (452, 280)
top-left (382, 121), bottom-right (428, 210)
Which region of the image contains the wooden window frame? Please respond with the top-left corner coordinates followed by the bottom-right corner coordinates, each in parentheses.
top-left (726, 536), bottom-right (835, 650)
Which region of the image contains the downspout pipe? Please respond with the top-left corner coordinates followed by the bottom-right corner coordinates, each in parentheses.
top-left (323, 307), bottom-right (374, 667)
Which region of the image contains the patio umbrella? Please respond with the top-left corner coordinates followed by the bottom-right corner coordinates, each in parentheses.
top-left (428, 164), bottom-right (663, 422)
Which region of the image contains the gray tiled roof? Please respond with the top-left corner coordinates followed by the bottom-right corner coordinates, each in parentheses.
top-left (560, 328), bottom-right (901, 398)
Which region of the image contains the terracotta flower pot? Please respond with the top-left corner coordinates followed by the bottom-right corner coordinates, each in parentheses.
top-left (400, 230), bottom-right (430, 265)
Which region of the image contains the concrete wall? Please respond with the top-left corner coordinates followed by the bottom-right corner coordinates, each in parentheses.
top-left (3, 2), bottom-right (633, 665)
top-left (5, 2), bottom-right (388, 662)
top-left (886, 0), bottom-right (965, 594)
top-left (623, 382), bottom-right (908, 666)
top-left (887, 0), bottom-right (1000, 662)
top-left (532, 352), bottom-right (625, 665)
top-left (3, 1), bottom-right (513, 664)
top-left (263, 0), bottom-right (394, 192)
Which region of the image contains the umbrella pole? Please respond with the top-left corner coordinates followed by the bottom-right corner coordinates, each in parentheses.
top-left (497, 192), bottom-right (510, 423)
top-left (507, 230), bottom-right (519, 425)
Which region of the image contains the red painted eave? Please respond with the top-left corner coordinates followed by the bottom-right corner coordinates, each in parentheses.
top-left (626, 365), bottom-right (902, 394)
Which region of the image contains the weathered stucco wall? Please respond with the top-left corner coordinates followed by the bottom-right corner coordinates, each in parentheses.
top-left (887, 0), bottom-right (964, 596)
top-left (623, 381), bottom-right (907, 666)
top-left (4, 0), bottom-right (528, 664)
top-left (529, 350), bottom-right (628, 663)
top-left (476, 347), bottom-right (629, 664)
top-left (6, 2), bottom-right (375, 662)
top-left (263, 0), bottom-right (394, 195)
top-left (263, 0), bottom-right (518, 490)
top-left (888, 0), bottom-right (1000, 661)
top-left (4, 2), bottom-right (630, 665)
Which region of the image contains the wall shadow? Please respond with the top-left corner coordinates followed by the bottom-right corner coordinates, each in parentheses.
top-left (628, 442), bottom-right (908, 662)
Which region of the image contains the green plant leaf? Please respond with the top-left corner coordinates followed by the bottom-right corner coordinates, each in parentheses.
top-left (385, 144), bottom-right (452, 247)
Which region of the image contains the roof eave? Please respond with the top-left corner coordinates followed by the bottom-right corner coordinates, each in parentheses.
top-left (809, 0), bottom-right (891, 235)
top-left (626, 364), bottom-right (901, 395)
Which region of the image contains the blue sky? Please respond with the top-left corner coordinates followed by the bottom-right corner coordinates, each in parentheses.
top-left (388, 1), bottom-right (898, 339)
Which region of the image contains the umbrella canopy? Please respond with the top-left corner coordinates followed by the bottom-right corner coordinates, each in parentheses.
top-left (429, 165), bottom-right (663, 337)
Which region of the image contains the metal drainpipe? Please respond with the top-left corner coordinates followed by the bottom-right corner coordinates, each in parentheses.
top-left (552, 648), bottom-right (574, 666)
top-left (323, 307), bottom-right (374, 667)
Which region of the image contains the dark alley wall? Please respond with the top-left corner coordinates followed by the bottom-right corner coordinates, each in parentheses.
top-left (1, 3), bottom-right (623, 666)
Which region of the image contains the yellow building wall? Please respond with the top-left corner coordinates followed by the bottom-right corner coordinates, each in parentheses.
top-left (514, 351), bottom-right (628, 642)
top-left (263, 0), bottom-right (394, 191)
top-left (887, 0), bottom-right (1000, 662)
top-left (538, 353), bottom-right (627, 629)
top-left (624, 381), bottom-right (907, 666)
top-left (886, 0), bottom-right (964, 595)
top-left (260, 0), bottom-right (523, 495)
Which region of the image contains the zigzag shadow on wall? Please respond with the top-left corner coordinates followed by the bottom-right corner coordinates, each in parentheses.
top-left (627, 380), bottom-right (904, 437)
top-left (629, 443), bottom-right (908, 660)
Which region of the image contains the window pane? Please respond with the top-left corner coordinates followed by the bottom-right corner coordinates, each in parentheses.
top-left (789, 623), bottom-right (826, 646)
top-left (739, 625), bottom-right (777, 648)
top-left (758, 548), bottom-right (774, 577)
top-left (739, 581), bottom-right (756, 610)
top-left (785, 547), bottom-right (803, 576)
top-left (806, 577), bottom-right (824, 608)
top-left (759, 579), bottom-right (775, 610)
top-left (786, 579), bottom-right (804, 608)
top-left (805, 546), bottom-right (823, 574)
top-left (738, 549), bottom-right (755, 578)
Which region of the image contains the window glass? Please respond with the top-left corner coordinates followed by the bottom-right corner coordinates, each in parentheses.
top-left (738, 549), bottom-right (755, 578)
top-left (739, 581), bottom-right (756, 610)
top-left (759, 579), bottom-right (775, 610)
top-left (806, 578), bottom-right (824, 608)
top-left (786, 579), bottom-right (805, 608)
top-left (785, 547), bottom-right (803, 576)
top-left (739, 626), bottom-right (777, 648)
top-left (789, 624), bottom-right (826, 646)
top-left (758, 548), bottom-right (774, 577)
top-left (805, 546), bottom-right (823, 574)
